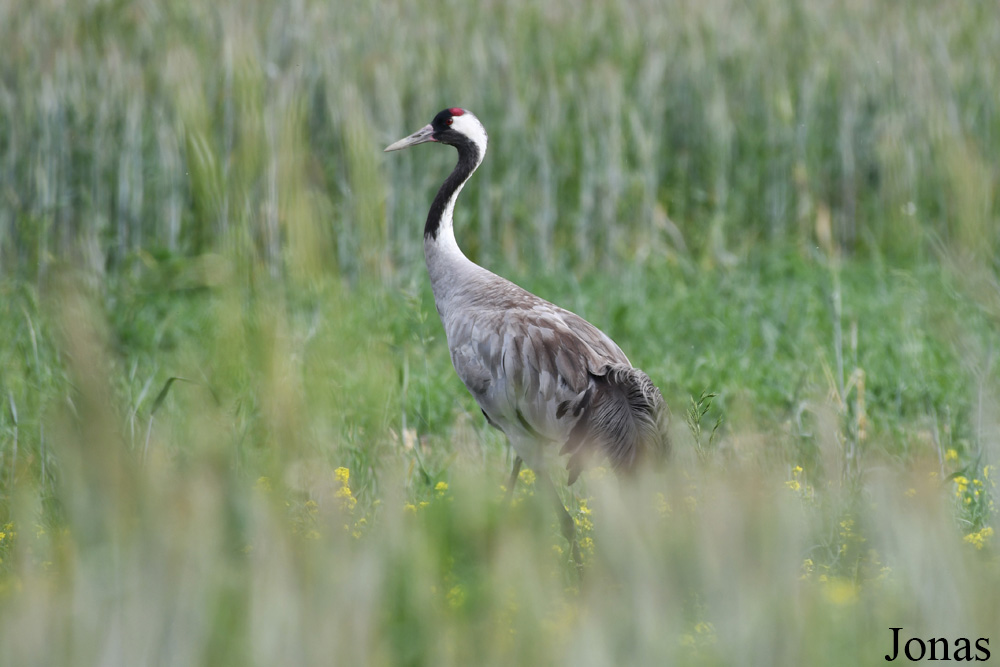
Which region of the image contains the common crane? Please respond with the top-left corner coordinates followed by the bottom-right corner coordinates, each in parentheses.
top-left (385, 108), bottom-right (670, 568)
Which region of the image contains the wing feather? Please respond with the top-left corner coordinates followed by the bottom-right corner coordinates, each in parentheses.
top-left (440, 273), bottom-right (667, 476)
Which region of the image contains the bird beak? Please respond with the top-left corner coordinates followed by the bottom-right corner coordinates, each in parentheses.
top-left (384, 124), bottom-right (436, 152)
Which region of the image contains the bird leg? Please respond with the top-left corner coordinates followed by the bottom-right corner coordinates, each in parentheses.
top-left (504, 455), bottom-right (523, 503)
top-left (539, 473), bottom-right (584, 576)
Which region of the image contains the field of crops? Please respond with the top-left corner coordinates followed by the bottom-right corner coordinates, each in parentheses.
top-left (1, 0), bottom-right (999, 664)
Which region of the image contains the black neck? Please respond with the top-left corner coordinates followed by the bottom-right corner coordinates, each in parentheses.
top-left (425, 137), bottom-right (480, 241)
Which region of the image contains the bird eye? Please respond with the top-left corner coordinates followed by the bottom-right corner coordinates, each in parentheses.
top-left (446, 118), bottom-right (454, 126)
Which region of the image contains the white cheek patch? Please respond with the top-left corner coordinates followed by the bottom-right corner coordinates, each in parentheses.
top-left (451, 113), bottom-right (489, 159)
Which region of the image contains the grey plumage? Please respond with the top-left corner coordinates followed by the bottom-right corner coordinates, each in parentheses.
top-left (387, 107), bottom-right (670, 487)
top-left (436, 264), bottom-right (669, 484)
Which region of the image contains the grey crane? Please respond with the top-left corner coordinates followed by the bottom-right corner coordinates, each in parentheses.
top-left (385, 108), bottom-right (670, 567)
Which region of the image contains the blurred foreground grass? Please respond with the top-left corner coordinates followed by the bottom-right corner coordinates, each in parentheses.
top-left (1, 0), bottom-right (1000, 664)
top-left (2, 253), bottom-right (998, 665)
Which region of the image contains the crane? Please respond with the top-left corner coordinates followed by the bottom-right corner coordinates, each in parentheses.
top-left (385, 108), bottom-right (670, 568)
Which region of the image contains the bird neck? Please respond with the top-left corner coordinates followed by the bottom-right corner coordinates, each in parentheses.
top-left (424, 139), bottom-right (482, 246)
top-left (423, 139), bottom-right (485, 312)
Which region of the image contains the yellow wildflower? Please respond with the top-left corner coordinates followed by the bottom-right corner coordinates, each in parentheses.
top-left (963, 526), bottom-right (993, 550)
top-left (786, 466), bottom-right (809, 495)
top-left (352, 517), bottom-right (367, 540)
top-left (945, 448), bottom-right (958, 463)
top-left (335, 486), bottom-right (357, 512)
top-left (518, 468), bottom-right (536, 486)
top-left (954, 476), bottom-right (969, 497)
top-left (837, 517), bottom-right (865, 556)
top-left (334, 468), bottom-right (357, 513)
top-left (404, 503), bottom-right (417, 514)
top-left (823, 577), bottom-right (859, 605)
top-left (680, 621), bottom-right (717, 650)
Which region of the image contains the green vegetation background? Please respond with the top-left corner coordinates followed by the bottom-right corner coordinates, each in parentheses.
top-left (1, 0), bottom-right (998, 664)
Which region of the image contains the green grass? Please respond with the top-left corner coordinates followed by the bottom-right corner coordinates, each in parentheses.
top-left (2, 252), bottom-right (998, 665)
top-left (2, 0), bottom-right (1000, 664)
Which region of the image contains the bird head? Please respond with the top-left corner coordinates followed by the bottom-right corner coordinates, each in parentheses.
top-left (384, 108), bottom-right (488, 158)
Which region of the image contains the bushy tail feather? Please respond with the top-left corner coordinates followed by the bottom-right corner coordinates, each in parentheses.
top-left (562, 363), bottom-right (671, 484)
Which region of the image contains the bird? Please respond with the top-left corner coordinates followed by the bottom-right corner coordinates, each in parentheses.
top-left (385, 108), bottom-right (670, 567)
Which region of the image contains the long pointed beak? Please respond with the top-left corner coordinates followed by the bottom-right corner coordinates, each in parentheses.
top-left (384, 124), bottom-right (436, 152)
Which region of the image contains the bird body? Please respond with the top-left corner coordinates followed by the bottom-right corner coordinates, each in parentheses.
top-left (386, 108), bottom-right (669, 486)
